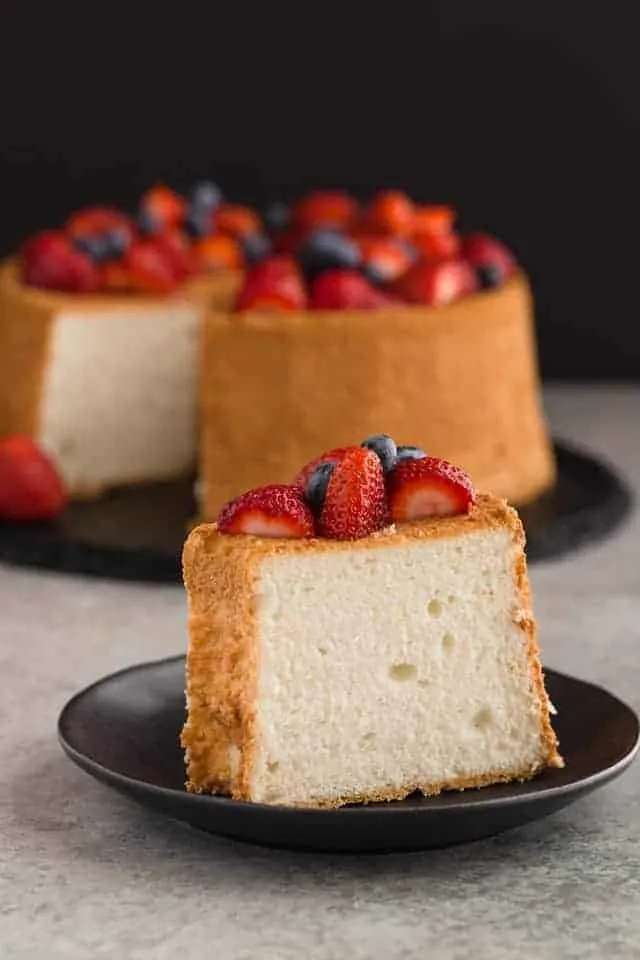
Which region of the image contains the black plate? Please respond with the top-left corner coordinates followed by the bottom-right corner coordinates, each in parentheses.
top-left (1, 440), bottom-right (633, 583)
top-left (58, 655), bottom-right (639, 854)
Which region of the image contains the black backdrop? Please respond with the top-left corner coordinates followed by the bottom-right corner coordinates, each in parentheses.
top-left (1, 4), bottom-right (638, 378)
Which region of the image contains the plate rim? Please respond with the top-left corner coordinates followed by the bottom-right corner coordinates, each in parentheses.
top-left (57, 654), bottom-right (640, 818)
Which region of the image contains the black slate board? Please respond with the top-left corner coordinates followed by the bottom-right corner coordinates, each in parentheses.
top-left (0, 441), bottom-right (633, 584)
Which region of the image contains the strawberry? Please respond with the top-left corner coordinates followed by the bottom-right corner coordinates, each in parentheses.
top-left (101, 261), bottom-right (132, 292)
top-left (386, 456), bottom-right (476, 522)
top-left (367, 190), bottom-right (415, 236)
top-left (217, 484), bottom-right (314, 538)
top-left (22, 231), bottom-right (101, 293)
top-left (154, 229), bottom-right (198, 280)
top-left (394, 259), bottom-right (478, 306)
top-left (0, 436), bottom-right (67, 521)
top-left (412, 205), bottom-right (456, 237)
top-left (66, 206), bottom-right (135, 245)
top-left (235, 257), bottom-right (307, 312)
top-left (309, 269), bottom-right (397, 310)
top-left (460, 232), bottom-right (517, 286)
top-left (357, 236), bottom-right (414, 284)
top-left (412, 230), bottom-right (461, 262)
top-left (140, 184), bottom-right (186, 230)
top-left (123, 239), bottom-right (181, 294)
top-left (213, 204), bottom-right (262, 239)
top-left (292, 191), bottom-right (359, 232)
top-left (194, 234), bottom-right (244, 273)
top-left (293, 446), bottom-right (353, 493)
top-left (318, 446), bottom-right (387, 540)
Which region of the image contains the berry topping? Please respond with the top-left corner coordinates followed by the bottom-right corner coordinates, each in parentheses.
top-left (309, 269), bottom-right (397, 310)
top-left (368, 190), bottom-right (415, 236)
top-left (298, 229), bottom-right (361, 279)
top-left (396, 444), bottom-right (427, 462)
top-left (189, 180), bottom-right (223, 211)
top-left (217, 484), bottom-right (314, 538)
top-left (66, 207), bottom-right (135, 246)
top-left (460, 232), bottom-right (517, 285)
top-left (213, 204), bottom-right (262, 239)
top-left (123, 239), bottom-right (180, 294)
top-left (22, 231), bottom-right (101, 293)
top-left (293, 446), bottom-right (353, 493)
top-left (242, 232), bottom-right (272, 265)
top-left (194, 234), bottom-right (244, 272)
top-left (292, 191), bottom-right (359, 232)
top-left (154, 230), bottom-right (198, 280)
top-left (140, 185), bottom-right (186, 230)
top-left (318, 447), bottom-right (387, 540)
top-left (394, 259), bottom-right (478, 306)
top-left (184, 206), bottom-right (212, 239)
top-left (386, 456), bottom-right (476, 522)
top-left (357, 236), bottom-right (413, 284)
top-left (303, 461), bottom-right (336, 514)
top-left (137, 208), bottom-right (162, 236)
top-left (72, 233), bottom-right (112, 263)
top-left (0, 436), bottom-right (67, 521)
top-left (412, 205), bottom-right (456, 237)
top-left (361, 433), bottom-right (397, 473)
top-left (235, 257), bottom-right (307, 312)
top-left (412, 230), bottom-right (461, 262)
top-left (477, 264), bottom-right (503, 290)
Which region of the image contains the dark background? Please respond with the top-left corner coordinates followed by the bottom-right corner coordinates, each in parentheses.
top-left (0, 4), bottom-right (638, 378)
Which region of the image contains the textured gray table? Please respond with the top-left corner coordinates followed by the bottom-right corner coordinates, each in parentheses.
top-left (1, 384), bottom-right (639, 960)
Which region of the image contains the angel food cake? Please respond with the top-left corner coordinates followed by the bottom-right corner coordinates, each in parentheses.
top-left (182, 434), bottom-right (562, 808)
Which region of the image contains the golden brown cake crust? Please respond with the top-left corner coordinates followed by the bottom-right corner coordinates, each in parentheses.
top-left (199, 273), bottom-right (556, 519)
top-left (181, 493), bottom-right (563, 806)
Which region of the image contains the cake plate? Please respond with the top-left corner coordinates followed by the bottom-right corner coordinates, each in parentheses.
top-left (58, 656), bottom-right (639, 854)
top-left (0, 440), bottom-right (633, 583)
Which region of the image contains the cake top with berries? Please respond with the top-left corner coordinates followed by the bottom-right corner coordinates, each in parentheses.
top-left (233, 189), bottom-right (518, 313)
top-left (214, 434), bottom-right (482, 543)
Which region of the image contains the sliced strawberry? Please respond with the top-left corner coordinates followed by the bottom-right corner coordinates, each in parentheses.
top-left (412, 205), bottom-right (456, 237)
top-left (387, 456), bottom-right (475, 522)
top-left (318, 446), bottom-right (387, 540)
top-left (235, 257), bottom-right (307, 312)
top-left (0, 436), bottom-right (67, 521)
top-left (123, 239), bottom-right (181, 294)
top-left (213, 204), bottom-right (262, 239)
top-left (310, 269), bottom-right (397, 310)
top-left (292, 191), bottom-right (359, 232)
top-left (394, 259), bottom-right (478, 306)
top-left (293, 446), bottom-right (354, 493)
top-left (140, 184), bottom-right (186, 229)
top-left (217, 484), bottom-right (314, 538)
top-left (22, 231), bottom-right (102, 293)
top-left (66, 206), bottom-right (135, 245)
top-left (367, 190), bottom-right (415, 236)
top-left (357, 236), bottom-right (414, 284)
top-left (194, 234), bottom-right (244, 273)
top-left (460, 232), bottom-right (517, 283)
top-left (154, 229), bottom-right (198, 280)
top-left (412, 230), bottom-right (461, 262)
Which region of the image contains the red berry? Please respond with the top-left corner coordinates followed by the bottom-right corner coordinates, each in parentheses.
top-left (212, 204), bottom-right (262, 239)
top-left (140, 185), bottom-right (186, 229)
top-left (194, 234), bottom-right (244, 273)
top-left (154, 229), bottom-right (198, 280)
top-left (357, 236), bottom-right (414, 283)
top-left (310, 269), bottom-right (397, 310)
top-left (319, 447), bottom-right (387, 540)
top-left (394, 259), bottom-right (478, 306)
top-left (217, 484), bottom-right (315, 538)
top-left (292, 191), bottom-right (359, 232)
top-left (368, 190), bottom-right (415, 236)
top-left (123, 239), bottom-right (181, 294)
top-left (460, 232), bottom-right (517, 281)
top-left (412, 205), bottom-right (456, 237)
top-left (386, 456), bottom-right (476, 522)
top-left (293, 446), bottom-right (354, 492)
top-left (22, 231), bottom-right (101, 293)
top-left (412, 231), bottom-right (461, 262)
top-left (235, 257), bottom-right (307, 312)
top-left (66, 206), bottom-right (135, 245)
top-left (0, 436), bottom-right (67, 521)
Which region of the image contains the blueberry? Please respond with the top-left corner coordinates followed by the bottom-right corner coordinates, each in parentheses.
top-left (138, 209), bottom-right (161, 236)
top-left (476, 263), bottom-right (503, 290)
top-left (184, 205), bottom-right (211, 238)
top-left (298, 229), bottom-right (361, 280)
top-left (104, 226), bottom-right (131, 259)
top-left (361, 434), bottom-right (397, 473)
top-left (73, 234), bottom-right (111, 263)
top-left (396, 445), bottom-right (427, 462)
top-left (190, 180), bottom-right (223, 211)
top-left (264, 201), bottom-right (290, 234)
top-left (304, 461), bottom-right (336, 513)
top-left (361, 261), bottom-right (388, 286)
top-left (243, 232), bottom-right (272, 265)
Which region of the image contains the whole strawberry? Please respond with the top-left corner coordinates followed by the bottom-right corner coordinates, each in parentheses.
top-left (0, 436), bottom-right (67, 521)
top-left (318, 446), bottom-right (387, 539)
